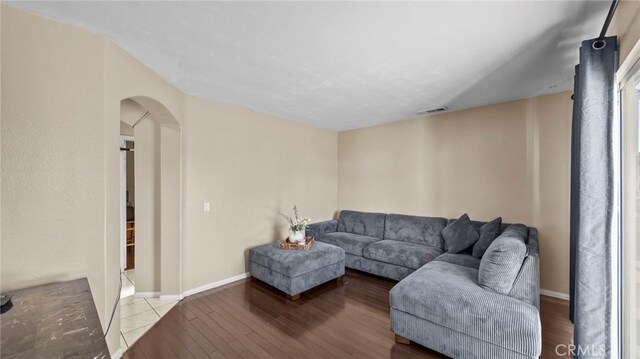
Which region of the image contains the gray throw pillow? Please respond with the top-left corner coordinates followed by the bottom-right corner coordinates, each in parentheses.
top-left (472, 217), bottom-right (502, 258)
top-left (441, 213), bottom-right (479, 253)
top-left (478, 225), bottom-right (528, 294)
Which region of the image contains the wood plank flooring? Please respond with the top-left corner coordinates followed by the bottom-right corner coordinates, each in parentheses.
top-left (124, 269), bottom-right (573, 359)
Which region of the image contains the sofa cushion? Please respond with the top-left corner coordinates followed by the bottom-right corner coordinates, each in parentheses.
top-left (317, 232), bottom-right (381, 256)
top-left (433, 253), bottom-right (481, 269)
top-left (337, 210), bottom-right (386, 239)
top-left (363, 240), bottom-right (443, 269)
top-left (389, 261), bottom-right (540, 357)
top-left (383, 214), bottom-right (447, 249)
top-left (249, 241), bottom-right (345, 277)
top-left (441, 214), bottom-right (479, 253)
top-left (345, 254), bottom-right (414, 281)
top-left (472, 217), bottom-right (502, 258)
top-left (478, 224), bottom-right (528, 294)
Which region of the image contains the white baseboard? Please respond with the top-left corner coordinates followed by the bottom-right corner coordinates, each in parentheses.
top-left (111, 346), bottom-right (125, 359)
top-left (159, 294), bottom-right (183, 301)
top-left (129, 273), bottom-right (248, 301)
top-left (134, 291), bottom-right (160, 298)
top-left (182, 272), bottom-right (250, 297)
top-left (540, 289), bottom-right (570, 301)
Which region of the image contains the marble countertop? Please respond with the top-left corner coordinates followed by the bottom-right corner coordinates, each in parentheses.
top-left (1, 278), bottom-right (110, 359)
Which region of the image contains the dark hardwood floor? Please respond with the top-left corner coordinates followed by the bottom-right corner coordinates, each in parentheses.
top-left (124, 269), bottom-right (573, 359)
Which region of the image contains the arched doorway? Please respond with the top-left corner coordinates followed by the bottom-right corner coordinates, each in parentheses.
top-left (119, 97), bottom-right (182, 300)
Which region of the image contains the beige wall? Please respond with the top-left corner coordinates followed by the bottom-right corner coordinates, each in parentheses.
top-left (134, 116), bottom-right (162, 293)
top-left (182, 96), bottom-right (338, 290)
top-left (120, 121), bottom-right (134, 137)
top-left (160, 125), bottom-right (182, 296)
top-left (0, 0), bottom-right (108, 335)
top-left (339, 92), bottom-right (573, 295)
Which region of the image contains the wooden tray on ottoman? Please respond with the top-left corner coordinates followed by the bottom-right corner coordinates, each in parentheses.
top-left (279, 237), bottom-right (315, 251)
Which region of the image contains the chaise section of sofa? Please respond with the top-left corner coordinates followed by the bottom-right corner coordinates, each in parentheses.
top-left (390, 224), bottom-right (541, 359)
top-left (390, 263), bottom-right (540, 358)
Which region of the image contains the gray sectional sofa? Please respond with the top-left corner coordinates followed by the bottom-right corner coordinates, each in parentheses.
top-left (307, 210), bottom-right (541, 359)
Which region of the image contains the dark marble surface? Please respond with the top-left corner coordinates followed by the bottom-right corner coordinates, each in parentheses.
top-left (1, 278), bottom-right (110, 359)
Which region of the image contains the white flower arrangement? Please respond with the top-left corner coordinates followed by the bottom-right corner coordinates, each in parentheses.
top-left (280, 205), bottom-right (311, 232)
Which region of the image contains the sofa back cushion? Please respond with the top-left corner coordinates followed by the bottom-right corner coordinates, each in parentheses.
top-left (384, 214), bottom-right (447, 249)
top-left (478, 224), bottom-right (528, 294)
top-left (337, 210), bottom-right (386, 239)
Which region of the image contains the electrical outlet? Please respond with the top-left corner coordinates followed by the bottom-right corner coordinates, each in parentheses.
top-left (204, 202), bottom-right (210, 213)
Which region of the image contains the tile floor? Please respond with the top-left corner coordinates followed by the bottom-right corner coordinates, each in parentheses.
top-left (121, 270), bottom-right (135, 298)
top-left (119, 270), bottom-right (179, 349)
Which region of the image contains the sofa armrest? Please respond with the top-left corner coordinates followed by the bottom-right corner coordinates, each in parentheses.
top-left (508, 227), bottom-right (540, 308)
top-left (307, 220), bottom-right (338, 238)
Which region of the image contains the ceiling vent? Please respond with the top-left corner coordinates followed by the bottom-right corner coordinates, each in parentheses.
top-left (416, 106), bottom-right (448, 115)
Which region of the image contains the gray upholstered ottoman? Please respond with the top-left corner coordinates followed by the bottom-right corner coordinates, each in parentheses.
top-left (248, 241), bottom-right (345, 300)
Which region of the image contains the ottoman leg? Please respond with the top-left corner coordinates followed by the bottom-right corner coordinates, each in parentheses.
top-left (250, 276), bottom-right (258, 282)
top-left (395, 334), bottom-right (411, 345)
top-left (336, 275), bottom-right (344, 282)
top-left (288, 293), bottom-right (301, 301)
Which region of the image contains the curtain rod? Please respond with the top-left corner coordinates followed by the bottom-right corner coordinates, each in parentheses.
top-left (598, 0), bottom-right (619, 41)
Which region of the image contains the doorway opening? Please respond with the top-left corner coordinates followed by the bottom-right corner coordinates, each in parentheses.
top-left (119, 131), bottom-right (136, 298)
top-left (117, 97), bottom-right (182, 348)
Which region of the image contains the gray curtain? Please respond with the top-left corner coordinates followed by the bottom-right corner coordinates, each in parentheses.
top-left (569, 36), bottom-right (618, 358)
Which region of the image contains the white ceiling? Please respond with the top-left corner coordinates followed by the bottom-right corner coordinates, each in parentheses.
top-left (8, 1), bottom-right (610, 131)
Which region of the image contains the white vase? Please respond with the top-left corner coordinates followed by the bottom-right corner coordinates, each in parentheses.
top-left (290, 230), bottom-right (305, 243)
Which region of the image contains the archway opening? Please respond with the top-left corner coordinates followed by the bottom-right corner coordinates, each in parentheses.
top-left (118, 96), bottom-right (182, 345)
